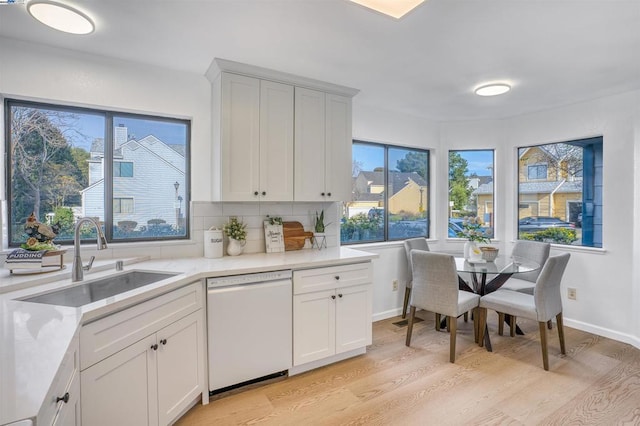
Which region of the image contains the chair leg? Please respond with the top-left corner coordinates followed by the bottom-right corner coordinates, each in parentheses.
top-left (473, 309), bottom-right (479, 343)
top-left (556, 313), bottom-right (566, 355)
top-left (547, 320), bottom-right (553, 330)
top-left (449, 316), bottom-right (457, 363)
top-left (498, 312), bottom-right (505, 335)
top-left (539, 321), bottom-right (549, 371)
top-left (446, 316), bottom-right (451, 333)
top-left (401, 287), bottom-right (411, 319)
top-left (478, 308), bottom-right (487, 347)
top-left (435, 313), bottom-right (441, 331)
top-left (464, 311), bottom-right (468, 322)
top-left (405, 306), bottom-right (417, 346)
top-left (510, 316), bottom-right (516, 337)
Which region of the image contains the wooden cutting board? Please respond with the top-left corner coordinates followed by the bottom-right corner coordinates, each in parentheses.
top-left (282, 221), bottom-right (313, 251)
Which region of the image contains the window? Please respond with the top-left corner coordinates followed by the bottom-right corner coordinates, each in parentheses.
top-left (114, 161), bottom-right (134, 177)
top-left (342, 141), bottom-right (429, 244)
top-left (114, 197), bottom-right (134, 213)
top-left (448, 150), bottom-right (495, 239)
top-left (5, 99), bottom-right (190, 245)
top-left (527, 164), bottom-right (548, 180)
top-left (517, 137), bottom-right (602, 248)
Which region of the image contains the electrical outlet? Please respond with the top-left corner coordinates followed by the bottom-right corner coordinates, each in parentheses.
top-left (567, 287), bottom-right (577, 300)
top-left (392, 279), bottom-right (399, 291)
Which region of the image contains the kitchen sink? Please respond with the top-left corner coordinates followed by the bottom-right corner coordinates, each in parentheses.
top-left (21, 270), bottom-right (178, 307)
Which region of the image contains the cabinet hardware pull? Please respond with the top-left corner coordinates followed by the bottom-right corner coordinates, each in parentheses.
top-left (327, 192), bottom-right (332, 197)
top-left (321, 192), bottom-right (325, 196)
top-left (151, 344), bottom-right (158, 351)
top-left (338, 293), bottom-right (343, 298)
top-left (160, 339), bottom-right (167, 345)
top-left (254, 191), bottom-right (259, 196)
top-left (334, 276), bottom-right (340, 280)
top-left (56, 392), bottom-right (70, 404)
top-left (331, 295), bottom-right (336, 300)
top-left (262, 191), bottom-right (266, 196)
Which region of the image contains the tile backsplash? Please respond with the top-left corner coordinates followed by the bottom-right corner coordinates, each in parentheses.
top-left (191, 201), bottom-right (340, 254)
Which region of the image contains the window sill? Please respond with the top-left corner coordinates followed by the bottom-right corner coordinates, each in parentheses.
top-left (1, 238), bottom-right (196, 256)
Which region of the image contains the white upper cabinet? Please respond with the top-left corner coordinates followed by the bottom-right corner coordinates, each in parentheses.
top-left (216, 73), bottom-right (294, 201)
top-left (293, 88), bottom-right (353, 202)
top-left (207, 58), bottom-right (358, 202)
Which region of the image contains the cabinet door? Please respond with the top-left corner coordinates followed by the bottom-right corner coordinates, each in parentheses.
top-left (81, 335), bottom-right (158, 426)
top-left (221, 73), bottom-right (261, 201)
top-left (293, 289), bottom-right (336, 365)
top-left (260, 80), bottom-right (294, 201)
top-left (52, 369), bottom-right (80, 426)
top-left (335, 284), bottom-right (372, 354)
top-left (294, 87), bottom-right (326, 201)
top-left (157, 311), bottom-right (205, 426)
top-left (325, 94), bottom-right (352, 201)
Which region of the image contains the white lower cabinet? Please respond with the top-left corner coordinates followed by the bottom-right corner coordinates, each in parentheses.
top-left (293, 263), bottom-right (372, 366)
top-left (80, 283), bottom-right (205, 426)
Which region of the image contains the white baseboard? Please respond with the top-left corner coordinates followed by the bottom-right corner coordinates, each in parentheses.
top-left (563, 317), bottom-right (640, 350)
top-left (372, 308), bottom-right (403, 322)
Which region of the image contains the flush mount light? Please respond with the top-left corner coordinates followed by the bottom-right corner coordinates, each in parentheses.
top-left (475, 83), bottom-right (511, 97)
top-left (350, 0), bottom-right (425, 19)
top-left (27, 1), bottom-right (94, 35)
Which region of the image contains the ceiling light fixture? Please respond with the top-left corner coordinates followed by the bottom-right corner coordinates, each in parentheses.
top-left (475, 83), bottom-right (511, 97)
top-left (349, 0), bottom-right (425, 19)
top-left (27, 1), bottom-right (94, 35)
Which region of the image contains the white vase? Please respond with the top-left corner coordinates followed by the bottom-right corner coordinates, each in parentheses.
top-left (227, 238), bottom-right (246, 256)
top-left (464, 241), bottom-right (483, 261)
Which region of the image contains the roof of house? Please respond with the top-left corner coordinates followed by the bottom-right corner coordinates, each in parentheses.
top-left (358, 171), bottom-right (427, 189)
top-left (474, 180), bottom-right (582, 195)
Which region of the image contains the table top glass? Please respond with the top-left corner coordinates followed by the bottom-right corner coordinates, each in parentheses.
top-left (454, 255), bottom-right (539, 275)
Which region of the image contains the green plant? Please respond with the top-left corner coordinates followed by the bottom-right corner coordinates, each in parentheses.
top-left (520, 228), bottom-right (577, 245)
top-left (314, 210), bottom-right (331, 233)
top-left (223, 217), bottom-right (247, 241)
top-left (456, 216), bottom-right (491, 244)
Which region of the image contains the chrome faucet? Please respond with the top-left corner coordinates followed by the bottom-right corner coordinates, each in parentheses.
top-left (72, 217), bottom-right (108, 282)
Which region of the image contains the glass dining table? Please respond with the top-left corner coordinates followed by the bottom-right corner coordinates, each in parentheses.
top-left (453, 255), bottom-right (540, 351)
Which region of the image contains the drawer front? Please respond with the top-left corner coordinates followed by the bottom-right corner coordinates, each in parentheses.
top-left (293, 262), bottom-right (372, 295)
top-left (80, 282), bottom-right (203, 370)
top-left (37, 333), bottom-right (79, 425)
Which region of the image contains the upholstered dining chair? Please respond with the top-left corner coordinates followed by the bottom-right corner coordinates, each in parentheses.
top-left (406, 251), bottom-right (480, 363)
top-left (478, 253), bottom-right (571, 370)
top-left (497, 240), bottom-right (551, 335)
top-left (402, 238), bottom-right (430, 319)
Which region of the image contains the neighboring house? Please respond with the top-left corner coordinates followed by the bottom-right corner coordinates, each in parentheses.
top-left (346, 171), bottom-right (428, 217)
top-left (82, 132), bottom-right (186, 230)
top-left (474, 145), bottom-right (582, 224)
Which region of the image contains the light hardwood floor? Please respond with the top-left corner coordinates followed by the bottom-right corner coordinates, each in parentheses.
top-left (177, 312), bottom-right (640, 425)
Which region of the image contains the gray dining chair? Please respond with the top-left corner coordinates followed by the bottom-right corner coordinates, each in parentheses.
top-left (402, 238), bottom-right (430, 319)
top-left (498, 240), bottom-right (551, 335)
top-left (478, 253), bottom-right (571, 370)
top-left (406, 251), bottom-right (480, 363)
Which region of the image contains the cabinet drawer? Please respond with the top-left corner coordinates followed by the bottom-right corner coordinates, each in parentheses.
top-left (80, 282), bottom-right (203, 370)
top-left (38, 333), bottom-right (79, 425)
top-left (293, 262), bottom-right (372, 295)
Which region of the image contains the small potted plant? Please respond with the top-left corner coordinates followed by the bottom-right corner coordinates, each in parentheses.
top-left (313, 210), bottom-right (330, 250)
top-left (223, 217), bottom-right (247, 256)
top-left (456, 216), bottom-right (491, 261)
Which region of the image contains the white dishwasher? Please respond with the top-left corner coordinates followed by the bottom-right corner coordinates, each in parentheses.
top-left (207, 270), bottom-right (292, 393)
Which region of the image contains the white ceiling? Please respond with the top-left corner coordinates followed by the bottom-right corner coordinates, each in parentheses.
top-left (1, 0), bottom-right (639, 121)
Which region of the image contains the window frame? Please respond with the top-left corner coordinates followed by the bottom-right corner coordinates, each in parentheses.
top-left (342, 140), bottom-right (430, 245)
top-left (4, 98), bottom-right (191, 246)
top-left (527, 163), bottom-right (548, 180)
top-left (114, 161), bottom-right (134, 178)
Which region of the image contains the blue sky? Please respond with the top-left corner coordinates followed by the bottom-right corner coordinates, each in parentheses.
top-left (353, 144), bottom-right (494, 176)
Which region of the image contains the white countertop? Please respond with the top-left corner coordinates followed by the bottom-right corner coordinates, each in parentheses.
top-left (0, 247), bottom-right (376, 425)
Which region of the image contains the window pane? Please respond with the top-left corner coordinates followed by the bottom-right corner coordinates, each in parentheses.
top-left (518, 138), bottom-right (602, 248)
top-left (111, 116), bottom-right (188, 240)
top-left (342, 143), bottom-right (385, 243)
top-left (448, 150), bottom-right (495, 239)
top-left (7, 103), bottom-right (104, 244)
top-left (388, 147), bottom-right (428, 240)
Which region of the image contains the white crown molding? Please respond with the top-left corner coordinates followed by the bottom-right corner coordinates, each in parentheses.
top-left (205, 58), bottom-right (359, 98)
